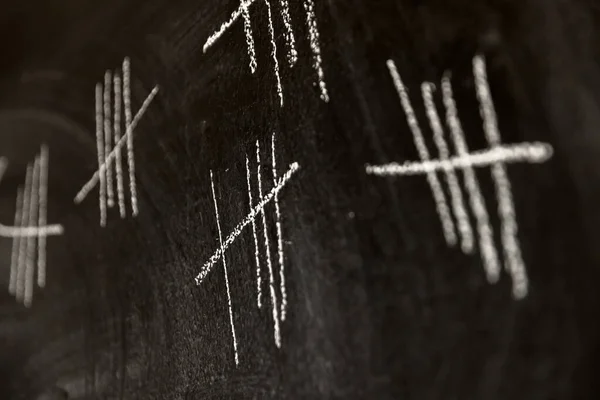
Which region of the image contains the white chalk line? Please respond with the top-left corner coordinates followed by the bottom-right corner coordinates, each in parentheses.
top-left (23, 156), bottom-right (41, 307)
top-left (256, 140), bottom-right (282, 348)
top-left (195, 162), bottom-right (300, 285)
top-left (104, 70), bottom-right (115, 208)
top-left (422, 82), bottom-right (474, 253)
top-left (241, 1), bottom-right (258, 74)
top-left (279, 0), bottom-right (298, 66)
top-left (37, 144), bottom-right (49, 288)
top-left (9, 187), bottom-right (23, 295)
top-left (210, 170), bottom-right (240, 366)
top-left (365, 143), bottom-right (552, 175)
top-left (95, 82), bottom-right (107, 227)
top-left (473, 54), bottom-right (528, 299)
top-left (441, 74), bottom-right (501, 283)
top-left (113, 72), bottom-right (126, 218)
top-left (0, 225), bottom-right (64, 237)
top-left (74, 85), bottom-right (159, 205)
top-left (265, 0), bottom-right (284, 107)
top-left (386, 59), bottom-right (457, 246)
top-left (123, 58), bottom-right (139, 217)
top-left (246, 155), bottom-right (263, 308)
top-left (271, 133), bottom-right (287, 321)
top-left (304, 0), bottom-right (330, 102)
top-left (15, 164), bottom-right (33, 303)
top-left (203, 0), bottom-right (257, 53)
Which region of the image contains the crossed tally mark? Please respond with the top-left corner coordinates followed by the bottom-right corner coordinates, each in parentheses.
top-left (197, 133), bottom-right (299, 365)
top-left (203, 0), bottom-right (329, 105)
top-left (367, 56), bottom-right (554, 299)
top-left (73, 57), bottom-right (159, 227)
top-left (0, 148), bottom-right (64, 307)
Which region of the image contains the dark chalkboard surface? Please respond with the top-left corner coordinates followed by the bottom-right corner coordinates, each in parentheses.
top-left (2, 0), bottom-right (600, 399)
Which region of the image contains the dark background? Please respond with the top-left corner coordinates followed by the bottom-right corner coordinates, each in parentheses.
top-left (1, 0), bottom-right (600, 398)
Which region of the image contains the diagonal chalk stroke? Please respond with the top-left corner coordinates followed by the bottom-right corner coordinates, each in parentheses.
top-left (365, 142), bottom-right (553, 175)
top-left (195, 162), bottom-right (300, 284)
top-left (473, 54), bottom-right (528, 299)
top-left (386, 59), bottom-right (457, 246)
top-left (279, 0), bottom-right (298, 66)
top-left (441, 73), bottom-right (501, 284)
top-left (113, 72), bottom-right (126, 218)
top-left (37, 144), bottom-right (50, 288)
top-left (303, 0), bottom-right (330, 102)
top-left (422, 82), bottom-right (474, 253)
top-left (123, 58), bottom-right (139, 216)
top-left (24, 156), bottom-right (41, 308)
top-left (246, 155), bottom-right (263, 308)
top-left (95, 82), bottom-right (107, 226)
top-left (104, 70), bottom-right (115, 208)
top-left (210, 170), bottom-right (240, 366)
top-left (264, 0), bottom-right (284, 107)
top-left (256, 140), bottom-right (282, 348)
top-left (9, 187), bottom-right (23, 295)
top-left (271, 133), bottom-right (287, 321)
top-left (203, 0), bottom-right (257, 53)
top-left (74, 85), bottom-right (159, 205)
top-left (241, 1), bottom-right (258, 73)
top-left (15, 164), bottom-right (33, 302)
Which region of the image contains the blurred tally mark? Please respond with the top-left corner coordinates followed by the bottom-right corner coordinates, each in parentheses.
top-left (0, 147), bottom-right (65, 307)
top-left (366, 55), bottom-right (554, 300)
top-left (196, 133), bottom-right (300, 366)
top-left (73, 58), bottom-right (159, 227)
top-left (203, 0), bottom-right (330, 105)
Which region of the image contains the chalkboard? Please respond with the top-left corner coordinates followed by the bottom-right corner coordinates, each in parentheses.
top-left (2, 0), bottom-right (600, 399)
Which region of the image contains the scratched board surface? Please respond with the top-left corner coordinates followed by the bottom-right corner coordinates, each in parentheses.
top-left (1, 0), bottom-right (600, 399)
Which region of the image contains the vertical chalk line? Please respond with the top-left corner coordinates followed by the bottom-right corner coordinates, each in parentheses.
top-left (246, 155), bottom-right (262, 308)
top-left (9, 187), bottom-right (23, 295)
top-left (441, 74), bottom-right (501, 283)
top-left (196, 162), bottom-right (300, 283)
top-left (241, 1), bottom-right (257, 74)
top-left (24, 156), bottom-right (40, 307)
top-left (113, 72), bottom-right (126, 218)
top-left (74, 85), bottom-right (159, 204)
top-left (210, 170), bottom-right (240, 366)
top-left (386, 59), bottom-right (457, 246)
top-left (279, 0), bottom-right (298, 66)
top-left (123, 58), bottom-right (139, 216)
top-left (422, 82), bottom-right (474, 253)
top-left (473, 55), bottom-right (527, 299)
top-left (256, 140), bottom-right (282, 348)
top-left (16, 164), bottom-right (33, 302)
top-left (37, 145), bottom-right (49, 288)
top-left (271, 133), bottom-right (287, 321)
top-left (104, 70), bottom-right (115, 208)
top-left (96, 83), bottom-right (107, 227)
top-left (303, 0), bottom-right (329, 102)
top-left (264, 0), bottom-right (284, 107)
